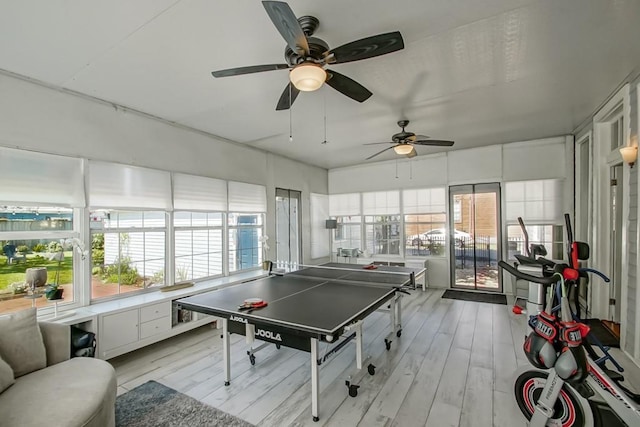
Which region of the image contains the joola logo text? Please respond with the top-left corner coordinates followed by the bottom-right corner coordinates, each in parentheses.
top-left (256, 329), bottom-right (282, 341)
top-left (229, 315), bottom-right (247, 323)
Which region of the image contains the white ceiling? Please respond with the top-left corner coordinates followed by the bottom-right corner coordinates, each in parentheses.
top-left (1, 0), bottom-right (639, 169)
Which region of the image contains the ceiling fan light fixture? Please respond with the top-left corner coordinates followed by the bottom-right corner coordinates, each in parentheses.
top-left (393, 144), bottom-right (414, 155)
top-left (290, 63), bottom-right (326, 91)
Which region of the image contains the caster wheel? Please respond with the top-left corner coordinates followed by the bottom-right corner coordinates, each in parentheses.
top-left (224, 381), bottom-right (230, 386)
top-left (348, 384), bottom-right (360, 397)
top-left (276, 344), bottom-right (281, 349)
top-left (367, 364), bottom-right (376, 375)
top-left (396, 330), bottom-right (402, 338)
top-left (385, 339), bottom-right (391, 350)
top-left (249, 354), bottom-right (256, 365)
top-left (313, 416), bottom-right (319, 422)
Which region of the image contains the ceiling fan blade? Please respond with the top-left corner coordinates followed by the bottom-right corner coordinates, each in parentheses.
top-left (366, 146), bottom-right (395, 160)
top-left (325, 70), bottom-right (372, 103)
top-left (413, 139), bottom-right (455, 146)
top-left (327, 31), bottom-right (404, 64)
top-left (212, 64), bottom-right (289, 78)
top-left (363, 141), bottom-right (394, 146)
top-left (262, 1), bottom-right (310, 56)
top-left (276, 82), bottom-right (300, 110)
top-left (406, 148), bottom-right (417, 158)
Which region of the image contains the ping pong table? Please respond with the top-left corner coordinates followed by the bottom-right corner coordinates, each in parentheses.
top-left (176, 263), bottom-right (414, 422)
top-left (320, 262), bottom-right (427, 291)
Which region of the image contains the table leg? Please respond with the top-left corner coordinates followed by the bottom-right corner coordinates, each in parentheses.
top-left (396, 294), bottom-right (402, 333)
top-left (310, 338), bottom-right (320, 422)
top-left (389, 297), bottom-right (396, 337)
top-left (223, 318), bottom-right (231, 386)
top-left (355, 321), bottom-right (363, 369)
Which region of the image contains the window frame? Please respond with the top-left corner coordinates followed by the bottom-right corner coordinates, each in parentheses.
top-left (0, 206), bottom-right (83, 316)
top-left (89, 209), bottom-right (168, 302)
top-left (173, 211), bottom-right (225, 283)
top-left (364, 214), bottom-right (401, 257)
top-left (227, 212), bottom-right (265, 274)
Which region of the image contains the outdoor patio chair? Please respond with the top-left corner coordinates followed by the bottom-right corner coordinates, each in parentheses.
top-left (3, 244), bottom-right (26, 264)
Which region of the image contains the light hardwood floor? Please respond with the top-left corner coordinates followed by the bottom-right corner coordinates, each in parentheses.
top-left (111, 289), bottom-right (640, 426)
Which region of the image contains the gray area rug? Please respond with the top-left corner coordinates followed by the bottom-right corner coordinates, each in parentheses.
top-left (116, 380), bottom-right (254, 427)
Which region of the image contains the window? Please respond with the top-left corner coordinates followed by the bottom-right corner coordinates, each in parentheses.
top-left (504, 179), bottom-right (564, 261)
top-left (362, 191), bottom-right (400, 256)
top-left (329, 193), bottom-right (362, 256)
top-left (174, 212), bottom-right (224, 282)
top-left (403, 188), bottom-right (447, 256)
top-left (364, 215), bottom-right (401, 255)
top-left (90, 210), bottom-right (166, 300)
top-left (228, 213), bottom-right (264, 272)
top-left (506, 224), bottom-right (564, 261)
top-left (333, 216), bottom-right (361, 254)
top-left (0, 207), bottom-right (78, 314)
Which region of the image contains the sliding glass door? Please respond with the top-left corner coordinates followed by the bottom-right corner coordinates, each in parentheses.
top-left (275, 188), bottom-right (301, 268)
top-left (449, 183), bottom-right (501, 292)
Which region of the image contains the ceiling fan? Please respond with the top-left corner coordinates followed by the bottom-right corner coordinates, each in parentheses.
top-left (365, 120), bottom-right (455, 160)
top-left (211, 1), bottom-right (404, 110)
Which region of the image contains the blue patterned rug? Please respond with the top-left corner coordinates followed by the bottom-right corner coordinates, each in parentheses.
top-left (116, 380), bottom-right (254, 427)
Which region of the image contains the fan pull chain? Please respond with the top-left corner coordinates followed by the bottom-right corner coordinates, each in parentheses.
top-left (289, 84), bottom-right (293, 142)
top-left (322, 89), bottom-right (327, 144)
top-left (410, 159), bottom-right (413, 180)
top-left (395, 159), bottom-right (398, 179)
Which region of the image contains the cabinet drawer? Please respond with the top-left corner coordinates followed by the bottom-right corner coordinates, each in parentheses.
top-left (140, 316), bottom-right (171, 339)
top-left (140, 301), bottom-right (170, 323)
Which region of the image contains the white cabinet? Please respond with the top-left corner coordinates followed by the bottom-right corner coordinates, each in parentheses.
top-left (140, 316), bottom-right (171, 339)
top-left (99, 301), bottom-right (171, 359)
top-left (140, 302), bottom-right (169, 323)
top-left (101, 309), bottom-right (139, 353)
top-left (98, 299), bottom-right (213, 359)
top-left (139, 301), bottom-right (171, 339)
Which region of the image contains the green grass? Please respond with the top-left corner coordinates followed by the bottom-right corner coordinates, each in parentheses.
top-left (0, 253), bottom-right (73, 291)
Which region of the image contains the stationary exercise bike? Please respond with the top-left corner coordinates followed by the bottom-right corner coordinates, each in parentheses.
top-left (499, 214), bottom-right (640, 426)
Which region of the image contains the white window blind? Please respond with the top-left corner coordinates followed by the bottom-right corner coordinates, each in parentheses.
top-left (173, 173), bottom-right (227, 211)
top-left (228, 181), bottom-right (267, 212)
top-left (329, 193), bottom-right (360, 216)
top-left (403, 188), bottom-right (446, 214)
top-left (310, 193), bottom-right (330, 259)
top-left (505, 179), bottom-right (563, 223)
top-left (362, 191), bottom-right (400, 215)
top-left (0, 147), bottom-right (85, 207)
top-left (88, 161), bottom-right (172, 209)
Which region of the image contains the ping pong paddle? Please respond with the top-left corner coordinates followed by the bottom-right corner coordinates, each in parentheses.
top-left (363, 264), bottom-right (378, 270)
top-left (238, 298), bottom-right (268, 310)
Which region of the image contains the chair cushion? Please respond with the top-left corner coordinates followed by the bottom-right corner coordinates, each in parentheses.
top-left (0, 357), bottom-right (117, 427)
top-left (0, 356), bottom-right (15, 393)
top-left (0, 308), bottom-right (47, 377)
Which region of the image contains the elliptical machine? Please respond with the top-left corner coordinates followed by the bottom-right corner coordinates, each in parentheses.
top-left (512, 217), bottom-right (552, 316)
top-left (499, 214), bottom-right (640, 426)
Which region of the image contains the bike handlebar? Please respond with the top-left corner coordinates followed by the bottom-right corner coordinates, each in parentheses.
top-left (499, 260), bottom-right (611, 286)
top-left (498, 260), bottom-right (559, 285)
top-left (579, 268), bottom-right (610, 283)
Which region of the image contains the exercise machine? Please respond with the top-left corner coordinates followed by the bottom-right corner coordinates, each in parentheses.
top-left (499, 214), bottom-right (640, 426)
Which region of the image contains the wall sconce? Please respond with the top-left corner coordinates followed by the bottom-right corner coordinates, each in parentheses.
top-left (620, 144), bottom-right (638, 168)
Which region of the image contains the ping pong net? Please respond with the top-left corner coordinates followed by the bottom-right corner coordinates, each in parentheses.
top-left (280, 264), bottom-right (414, 289)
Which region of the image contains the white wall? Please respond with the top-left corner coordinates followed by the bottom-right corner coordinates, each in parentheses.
top-left (328, 136), bottom-right (574, 288)
top-left (0, 72), bottom-right (328, 264)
